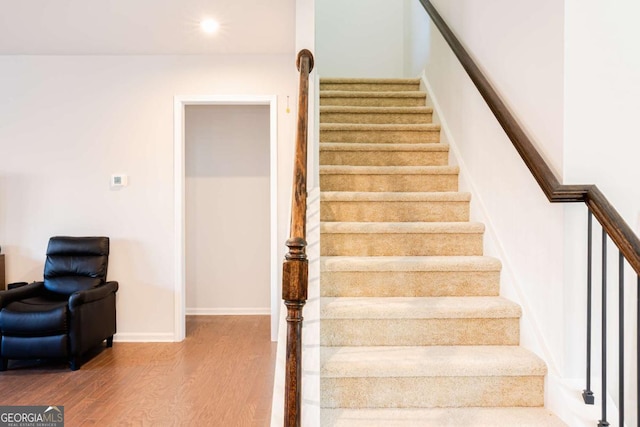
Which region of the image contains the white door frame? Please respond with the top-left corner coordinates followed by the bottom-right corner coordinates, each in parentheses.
top-left (173, 95), bottom-right (278, 342)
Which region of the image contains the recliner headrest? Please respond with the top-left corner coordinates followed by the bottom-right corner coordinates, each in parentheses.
top-left (44, 236), bottom-right (110, 295)
top-left (46, 236), bottom-right (109, 257)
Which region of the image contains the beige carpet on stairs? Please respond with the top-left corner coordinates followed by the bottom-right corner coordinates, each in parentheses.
top-left (318, 77), bottom-right (566, 426)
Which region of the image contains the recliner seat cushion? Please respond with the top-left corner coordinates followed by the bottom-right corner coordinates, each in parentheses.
top-left (0, 298), bottom-right (68, 336)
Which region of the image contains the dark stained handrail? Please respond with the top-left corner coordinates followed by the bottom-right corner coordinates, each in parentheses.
top-left (282, 49), bottom-right (314, 427)
top-left (418, 0), bottom-right (640, 276)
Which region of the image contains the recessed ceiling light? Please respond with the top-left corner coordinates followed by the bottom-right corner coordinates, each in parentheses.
top-left (200, 18), bottom-right (220, 34)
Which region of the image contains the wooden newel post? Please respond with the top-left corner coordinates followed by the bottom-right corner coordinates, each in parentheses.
top-left (283, 49), bottom-right (314, 427)
top-left (283, 239), bottom-right (308, 427)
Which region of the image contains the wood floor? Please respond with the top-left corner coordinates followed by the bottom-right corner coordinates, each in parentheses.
top-left (0, 315), bottom-right (277, 426)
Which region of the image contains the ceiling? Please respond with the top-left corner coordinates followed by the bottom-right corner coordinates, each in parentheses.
top-left (0, 0), bottom-right (296, 55)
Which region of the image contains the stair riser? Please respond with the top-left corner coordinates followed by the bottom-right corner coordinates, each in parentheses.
top-left (320, 233), bottom-right (483, 256)
top-left (320, 97), bottom-right (425, 107)
top-left (320, 201), bottom-right (469, 222)
top-left (321, 318), bottom-right (519, 346)
top-left (321, 376), bottom-right (544, 408)
top-left (321, 129), bottom-right (440, 144)
top-left (319, 150), bottom-right (448, 166)
top-left (320, 83), bottom-right (420, 92)
top-left (321, 408), bottom-right (567, 427)
top-left (320, 271), bottom-right (500, 297)
top-left (320, 175), bottom-right (458, 192)
top-left (321, 112), bottom-right (433, 124)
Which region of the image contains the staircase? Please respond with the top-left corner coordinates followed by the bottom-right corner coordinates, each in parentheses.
top-left (318, 78), bottom-right (565, 426)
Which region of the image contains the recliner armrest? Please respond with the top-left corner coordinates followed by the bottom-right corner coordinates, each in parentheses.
top-left (0, 281), bottom-right (44, 307)
top-left (7, 282), bottom-right (28, 290)
top-left (69, 281), bottom-right (118, 309)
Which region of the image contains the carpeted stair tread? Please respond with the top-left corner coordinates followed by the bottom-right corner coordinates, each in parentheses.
top-left (320, 79), bottom-right (421, 92)
top-left (320, 142), bottom-right (449, 152)
top-left (321, 296), bottom-right (521, 319)
top-left (320, 143), bottom-right (450, 167)
top-left (320, 167), bottom-right (459, 192)
top-left (321, 221), bottom-right (484, 234)
top-left (320, 105), bottom-right (433, 114)
top-left (321, 123), bottom-right (440, 131)
top-left (320, 223), bottom-right (485, 256)
top-left (320, 256), bottom-right (501, 272)
top-left (320, 123), bottom-right (440, 144)
top-left (320, 191), bottom-right (471, 222)
top-left (320, 191), bottom-right (470, 202)
top-left (321, 345), bottom-right (547, 378)
top-left (321, 78), bottom-right (422, 85)
top-left (320, 91), bottom-right (427, 107)
top-left (320, 165), bottom-right (458, 175)
top-left (320, 256), bottom-right (501, 298)
top-left (321, 407), bottom-right (567, 426)
top-left (321, 296), bottom-right (520, 346)
top-left (321, 90), bottom-right (426, 99)
top-left (322, 366), bottom-right (543, 408)
top-left (320, 106), bottom-right (434, 124)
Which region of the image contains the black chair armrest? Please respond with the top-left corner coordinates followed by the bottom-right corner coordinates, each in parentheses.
top-left (7, 282), bottom-right (29, 290)
top-left (0, 281), bottom-right (44, 307)
top-left (69, 281), bottom-right (118, 308)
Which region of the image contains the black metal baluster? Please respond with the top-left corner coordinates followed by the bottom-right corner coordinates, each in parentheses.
top-left (599, 229), bottom-right (609, 427)
top-left (619, 251), bottom-right (624, 427)
top-left (584, 210), bottom-right (595, 404)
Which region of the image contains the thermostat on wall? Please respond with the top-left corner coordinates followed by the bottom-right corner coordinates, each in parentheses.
top-left (111, 174), bottom-right (129, 188)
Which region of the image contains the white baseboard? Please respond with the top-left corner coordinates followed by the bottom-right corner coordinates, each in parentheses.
top-left (185, 307), bottom-right (270, 315)
top-left (113, 332), bottom-right (175, 342)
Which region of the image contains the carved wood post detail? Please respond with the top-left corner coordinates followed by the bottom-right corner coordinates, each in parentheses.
top-left (283, 49), bottom-right (314, 427)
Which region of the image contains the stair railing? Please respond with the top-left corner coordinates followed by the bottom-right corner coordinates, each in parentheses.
top-left (418, 1), bottom-right (640, 425)
top-left (282, 49), bottom-right (314, 427)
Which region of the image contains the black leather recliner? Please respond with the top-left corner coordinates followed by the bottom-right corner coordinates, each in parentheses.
top-left (0, 236), bottom-right (118, 371)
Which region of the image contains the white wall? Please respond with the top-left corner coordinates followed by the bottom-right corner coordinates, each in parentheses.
top-left (564, 0), bottom-right (640, 423)
top-left (315, 0), bottom-right (404, 77)
top-left (405, 0), bottom-right (564, 175)
top-left (0, 54), bottom-right (297, 340)
top-left (403, 0), bottom-right (573, 420)
top-left (412, 0), bottom-right (566, 360)
top-left (564, 0), bottom-right (640, 243)
top-left (407, 0), bottom-right (640, 424)
top-left (185, 105), bottom-right (270, 314)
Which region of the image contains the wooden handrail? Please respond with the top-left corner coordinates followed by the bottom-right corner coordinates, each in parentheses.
top-left (282, 48), bottom-right (314, 427)
top-left (418, 0), bottom-right (640, 275)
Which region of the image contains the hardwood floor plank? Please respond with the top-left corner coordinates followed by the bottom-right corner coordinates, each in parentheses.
top-left (0, 316), bottom-right (277, 427)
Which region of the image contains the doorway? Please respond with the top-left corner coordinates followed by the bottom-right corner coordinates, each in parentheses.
top-left (174, 95), bottom-right (278, 342)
